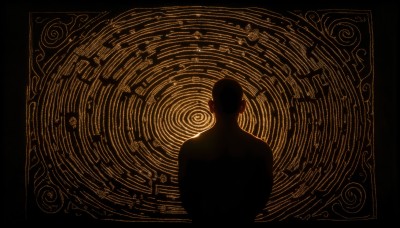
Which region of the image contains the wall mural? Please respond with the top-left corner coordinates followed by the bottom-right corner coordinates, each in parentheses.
top-left (27, 6), bottom-right (376, 222)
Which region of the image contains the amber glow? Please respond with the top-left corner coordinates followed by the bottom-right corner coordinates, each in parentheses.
top-left (27, 7), bottom-right (376, 222)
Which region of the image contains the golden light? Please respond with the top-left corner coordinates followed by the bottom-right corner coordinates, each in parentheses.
top-left (27, 7), bottom-right (376, 222)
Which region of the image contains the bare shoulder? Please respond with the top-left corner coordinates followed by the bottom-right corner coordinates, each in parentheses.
top-left (179, 130), bottom-right (215, 160)
top-left (179, 135), bottom-right (204, 158)
top-left (242, 130), bottom-right (273, 158)
top-left (182, 129), bottom-right (214, 148)
top-left (179, 137), bottom-right (197, 153)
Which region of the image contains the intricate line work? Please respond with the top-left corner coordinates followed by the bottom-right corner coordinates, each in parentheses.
top-left (27, 7), bottom-right (376, 222)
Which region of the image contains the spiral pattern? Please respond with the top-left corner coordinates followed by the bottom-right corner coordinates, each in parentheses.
top-left (332, 182), bottom-right (366, 217)
top-left (340, 183), bottom-right (366, 212)
top-left (327, 19), bottom-right (361, 47)
top-left (28, 7), bottom-right (376, 222)
top-left (35, 184), bottom-right (64, 214)
top-left (41, 19), bottom-right (68, 48)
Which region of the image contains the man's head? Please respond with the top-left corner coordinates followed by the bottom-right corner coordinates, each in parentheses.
top-left (209, 78), bottom-right (245, 116)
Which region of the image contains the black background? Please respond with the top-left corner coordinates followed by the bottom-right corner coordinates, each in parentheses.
top-left (3, 0), bottom-right (398, 226)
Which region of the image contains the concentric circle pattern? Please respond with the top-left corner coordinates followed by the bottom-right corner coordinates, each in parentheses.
top-left (28, 7), bottom-right (376, 222)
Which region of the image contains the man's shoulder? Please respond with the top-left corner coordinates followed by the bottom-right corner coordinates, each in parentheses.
top-left (180, 135), bottom-right (204, 151)
top-left (183, 130), bottom-right (212, 145)
top-left (243, 130), bottom-right (269, 146)
top-left (241, 131), bottom-right (272, 156)
top-left (181, 137), bottom-right (197, 148)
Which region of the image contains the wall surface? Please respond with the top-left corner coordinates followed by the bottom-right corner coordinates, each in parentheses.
top-left (2, 0), bottom-right (398, 226)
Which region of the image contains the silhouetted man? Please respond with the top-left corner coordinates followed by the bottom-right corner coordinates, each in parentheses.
top-left (178, 78), bottom-right (273, 225)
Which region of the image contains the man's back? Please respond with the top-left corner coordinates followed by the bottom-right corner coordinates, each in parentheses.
top-left (178, 126), bottom-right (273, 224)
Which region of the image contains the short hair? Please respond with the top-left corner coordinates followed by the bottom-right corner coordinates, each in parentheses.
top-left (212, 78), bottom-right (243, 114)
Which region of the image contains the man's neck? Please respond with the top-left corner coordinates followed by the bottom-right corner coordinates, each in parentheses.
top-left (214, 114), bottom-right (240, 130)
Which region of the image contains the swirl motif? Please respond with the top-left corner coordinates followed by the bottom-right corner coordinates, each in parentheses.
top-left (35, 184), bottom-right (64, 214)
top-left (328, 20), bottom-right (361, 47)
top-left (41, 19), bottom-right (68, 48)
top-left (341, 183), bottom-right (366, 212)
top-left (332, 182), bottom-right (366, 216)
top-left (28, 8), bottom-right (375, 222)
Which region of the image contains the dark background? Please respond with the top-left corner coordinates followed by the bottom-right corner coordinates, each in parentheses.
top-left (3, 0), bottom-right (398, 226)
